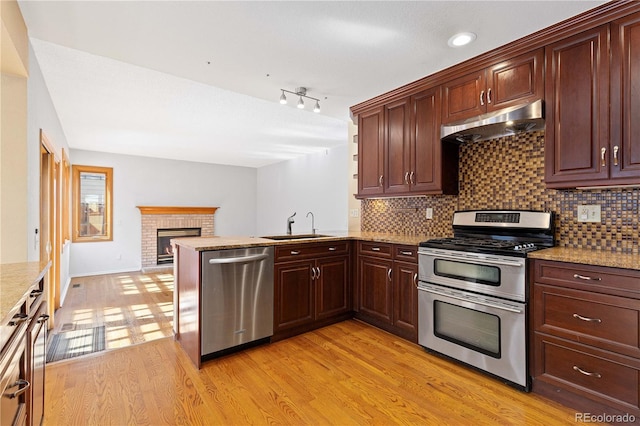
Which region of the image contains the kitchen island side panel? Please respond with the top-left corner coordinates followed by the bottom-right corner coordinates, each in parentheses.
top-left (176, 245), bottom-right (202, 368)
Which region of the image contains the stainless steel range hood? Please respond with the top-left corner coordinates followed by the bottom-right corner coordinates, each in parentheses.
top-left (441, 100), bottom-right (544, 143)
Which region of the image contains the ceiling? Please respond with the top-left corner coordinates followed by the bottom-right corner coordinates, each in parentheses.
top-left (18, 1), bottom-right (607, 168)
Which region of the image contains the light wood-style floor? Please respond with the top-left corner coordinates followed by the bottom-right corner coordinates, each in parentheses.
top-left (50, 271), bottom-right (174, 351)
top-left (45, 272), bottom-right (593, 425)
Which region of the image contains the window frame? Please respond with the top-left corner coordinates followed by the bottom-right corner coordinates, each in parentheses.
top-left (72, 164), bottom-right (113, 242)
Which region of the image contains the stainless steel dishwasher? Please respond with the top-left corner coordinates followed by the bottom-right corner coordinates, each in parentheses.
top-left (200, 246), bottom-right (274, 358)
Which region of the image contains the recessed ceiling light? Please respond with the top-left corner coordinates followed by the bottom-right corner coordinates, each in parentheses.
top-left (448, 32), bottom-right (477, 47)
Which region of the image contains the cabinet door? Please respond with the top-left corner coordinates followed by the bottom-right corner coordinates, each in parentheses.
top-left (611, 12), bottom-right (640, 181)
top-left (359, 257), bottom-right (393, 323)
top-left (442, 71), bottom-right (486, 124)
top-left (27, 303), bottom-right (47, 426)
top-left (357, 107), bottom-right (385, 196)
top-left (274, 261), bottom-right (314, 332)
top-left (384, 98), bottom-right (411, 194)
top-left (392, 261), bottom-right (418, 342)
top-left (315, 255), bottom-right (350, 320)
top-left (544, 25), bottom-right (610, 187)
top-left (487, 49), bottom-right (543, 112)
top-left (411, 87), bottom-right (446, 193)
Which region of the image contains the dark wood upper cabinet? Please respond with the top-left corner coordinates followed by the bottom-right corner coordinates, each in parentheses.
top-left (545, 18), bottom-right (640, 188)
top-left (544, 26), bottom-right (610, 187)
top-left (442, 49), bottom-right (543, 124)
top-left (610, 11), bottom-right (640, 182)
top-left (384, 98), bottom-right (412, 194)
top-left (357, 107), bottom-right (385, 197)
top-left (356, 87), bottom-right (458, 198)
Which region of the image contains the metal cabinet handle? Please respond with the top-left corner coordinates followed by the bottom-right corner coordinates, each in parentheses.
top-left (400, 251), bottom-right (413, 256)
top-left (290, 251), bottom-right (300, 255)
top-left (311, 267), bottom-right (317, 280)
top-left (601, 147), bottom-right (607, 167)
top-left (404, 172), bottom-right (410, 185)
top-left (573, 273), bottom-right (601, 281)
top-left (413, 273), bottom-right (418, 288)
top-left (29, 289), bottom-right (43, 298)
top-left (573, 365), bottom-right (601, 378)
top-left (379, 175), bottom-right (384, 186)
top-left (316, 267), bottom-right (320, 280)
top-left (573, 313), bottom-right (601, 323)
top-left (487, 88), bottom-right (492, 104)
top-left (5, 379), bottom-right (30, 399)
top-left (480, 90), bottom-right (485, 106)
top-left (8, 313), bottom-right (28, 326)
top-left (613, 145), bottom-right (619, 166)
top-left (371, 247), bottom-right (381, 252)
top-left (388, 269), bottom-right (392, 282)
top-left (410, 171), bottom-right (415, 185)
top-left (37, 314), bottom-right (50, 324)
top-left (208, 253), bottom-right (269, 264)
top-left (328, 247), bottom-right (337, 251)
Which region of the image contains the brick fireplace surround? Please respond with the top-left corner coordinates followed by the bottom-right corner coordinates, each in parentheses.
top-left (137, 206), bottom-right (217, 271)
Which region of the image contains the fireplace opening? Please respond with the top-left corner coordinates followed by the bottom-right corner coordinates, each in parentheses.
top-left (157, 228), bottom-right (201, 264)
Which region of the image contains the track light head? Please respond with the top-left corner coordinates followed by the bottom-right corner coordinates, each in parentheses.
top-left (279, 91), bottom-right (287, 104)
top-left (297, 97), bottom-right (305, 109)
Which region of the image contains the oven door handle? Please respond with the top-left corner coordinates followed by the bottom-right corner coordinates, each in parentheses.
top-left (418, 285), bottom-right (523, 314)
top-left (420, 251), bottom-right (524, 268)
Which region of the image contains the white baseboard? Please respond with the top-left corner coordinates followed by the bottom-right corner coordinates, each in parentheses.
top-left (69, 267), bottom-right (142, 279)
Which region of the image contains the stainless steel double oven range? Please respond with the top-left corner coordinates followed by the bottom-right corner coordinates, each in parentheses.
top-left (418, 210), bottom-right (555, 391)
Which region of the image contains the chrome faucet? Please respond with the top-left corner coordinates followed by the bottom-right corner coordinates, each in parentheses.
top-left (286, 212), bottom-right (296, 235)
top-left (306, 211), bottom-right (316, 235)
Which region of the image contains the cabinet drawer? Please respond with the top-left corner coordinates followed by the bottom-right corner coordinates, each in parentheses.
top-left (534, 284), bottom-right (640, 358)
top-left (534, 334), bottom-right (640, 413)
top-left (358, 241), bottom-right (392, 259)
top-left (393, 245), bottom-right (418, 263)
top-left (275, 241), bottom-right (349, 262)
top-left (534, 260), bottom-right (640, 298)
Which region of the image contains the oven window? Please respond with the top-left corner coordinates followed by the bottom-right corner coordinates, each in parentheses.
top-left (434, 259), bottom-right (500, 286)
top-left (434, 301), bottom-right (501, 358)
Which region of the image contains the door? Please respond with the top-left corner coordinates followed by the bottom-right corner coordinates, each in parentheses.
top-left (384, 97), bottom-right (411, 194)
top-left (40, 131), bottom-right (60, 328)
top-left (486, 49), bottom-right (543, 112)
top-left (544, 25), bottom-right (610, 186)
top-left (611, 12), bottom-right (640, 181)
top-left (392, 261), bottom-right (418, 341)
top-left (315, 255), bottom-right (350, 320)
top-left (274, 260), bottom-right (314, 332)
top-left (358, 256), bottom-right (393, 323)
top-left (411, 87), bottom-right (442, 193)
top-left (357, 107), bottom-right (385, 197)
top-left (442, 70), bottom-right (485, 124)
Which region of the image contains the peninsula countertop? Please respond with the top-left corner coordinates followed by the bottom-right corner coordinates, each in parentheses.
top-left (171, 231), bottom-right (445, 251)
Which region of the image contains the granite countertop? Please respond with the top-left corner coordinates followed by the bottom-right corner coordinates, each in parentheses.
top-left (528, 247), bottom-right (640, 271)
top-left (172, 231), bottom-right (441, 251)
top-left (0, 261), bottom-right (50, 323)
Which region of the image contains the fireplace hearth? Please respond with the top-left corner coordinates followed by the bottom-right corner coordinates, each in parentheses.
top-left (157, 228), bottom-right (201, 264)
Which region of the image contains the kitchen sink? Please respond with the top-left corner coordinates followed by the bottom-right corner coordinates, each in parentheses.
top-left (261, 234), bottom-right (331, 240)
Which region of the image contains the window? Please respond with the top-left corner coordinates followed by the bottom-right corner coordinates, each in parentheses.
top-left (72, 165), bottom-right (113, 242)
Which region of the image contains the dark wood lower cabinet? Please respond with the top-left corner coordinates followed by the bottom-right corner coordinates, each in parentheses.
top-left (273, 243), bottom-right (351, 341)
top-left (531, 259), bottom-right (640, 417)
top-left (356, 243), bottom-right (418, 342)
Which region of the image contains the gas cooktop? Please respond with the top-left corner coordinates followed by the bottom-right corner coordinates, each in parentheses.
top-left (419, 210), bottom-right (555, 257)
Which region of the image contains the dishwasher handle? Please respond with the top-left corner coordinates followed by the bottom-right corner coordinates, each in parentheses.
top-left (208, 253), bottom-right (270, 265)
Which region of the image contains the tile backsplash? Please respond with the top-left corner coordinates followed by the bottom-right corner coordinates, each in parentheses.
top-left (361, 131), bottom-right (639, 254)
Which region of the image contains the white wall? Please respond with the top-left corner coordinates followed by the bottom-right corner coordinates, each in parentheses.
top-left (256, 146), bottom-right (348, 236)
top-left (26, 42), bottom-right (72, 296)
top-left (68, 150), bottom-right (257, 277)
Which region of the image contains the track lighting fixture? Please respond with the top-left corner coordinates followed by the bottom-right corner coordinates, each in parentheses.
top-left (279, 87), bottom-right (321, 113)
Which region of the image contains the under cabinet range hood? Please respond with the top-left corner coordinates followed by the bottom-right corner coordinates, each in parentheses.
top-left (441, 100), bottom-right (544, 143)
